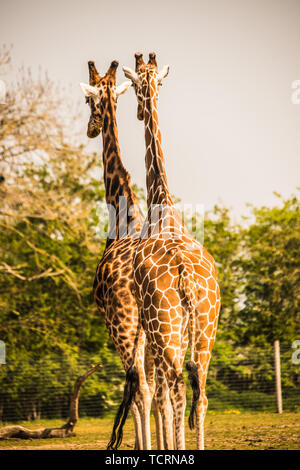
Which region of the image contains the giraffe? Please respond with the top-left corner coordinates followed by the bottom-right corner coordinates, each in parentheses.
top-left (80, 59), bottom-right (153, 450)
top-left (123, 52), bottom-right (221, 450)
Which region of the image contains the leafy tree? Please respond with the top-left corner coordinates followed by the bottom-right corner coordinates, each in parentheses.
top-left (203, 205), bottom-right (242, 342)
top-left (238, 192), bottom-right (300, 347)
top-left (0, 47), bottom-right (125, 420)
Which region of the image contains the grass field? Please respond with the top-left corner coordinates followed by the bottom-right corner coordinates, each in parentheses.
top-left (0, 412), bottom-right (299, 450)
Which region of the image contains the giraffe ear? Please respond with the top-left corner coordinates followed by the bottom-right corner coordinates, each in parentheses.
top-left (122, 66), bottom-right (140, 85)
top-left (80, 82), bottom-right (99, 98)
top-left (157, 65), bottom-right (170, 84)
top-left (116, 81), bottom-right (131, 97)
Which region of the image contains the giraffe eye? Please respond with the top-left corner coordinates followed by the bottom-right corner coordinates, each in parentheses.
top-left (85, 97), bottom-right (89, 104)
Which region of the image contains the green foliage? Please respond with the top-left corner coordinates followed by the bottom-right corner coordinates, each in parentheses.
top-left (201, 195), bottom-right (300, 410)
top-left (237, 193), bottom-right (300, 346)
top-left (203, 205), bottom-right (242, 342)
top-left (0, 351), bottom-right (125, 421)
top-left (0, 50), bottom-right (125, 421)
top-left (0, 50), bottom-right (299, 419)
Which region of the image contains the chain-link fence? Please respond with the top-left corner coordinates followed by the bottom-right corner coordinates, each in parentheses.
top-left (206, 345), bottom-right (300, 412)
top-left (0, 344), bottom-right (299, 423)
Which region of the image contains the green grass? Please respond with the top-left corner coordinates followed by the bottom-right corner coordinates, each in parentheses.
top-left (0, 412), bottom-right (299, 450)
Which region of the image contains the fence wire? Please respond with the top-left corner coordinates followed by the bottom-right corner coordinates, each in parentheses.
top-left (0, 345), bottom-right (299, 423)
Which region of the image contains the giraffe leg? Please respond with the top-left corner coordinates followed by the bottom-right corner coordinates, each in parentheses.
top-left (131, 332), bottom-right (152, 449)
top-left (130, 401), bottom-right (143, 450)
top-left (195, 390), bottom-right (208, 450)
top-left (139, 392), bottom-right (152, 449)
top-left (158, 336), bottom-right (186, 450)
top-left (193, 348), bottom-right (212, 450)
top-left (135, 378), bottom-right (152, 449)
top-left (168, 370), bottom-right (186, 450)
top-left (153, 381), bottom-right (174, 449)
top-left (191, 291), bottom-right (219, 450)
top-left (144, 341), bottom-right (157, 449)
top-left (154, 369), bottom-right (174, 449)
top-left (144, 344), bottom-right (165, 450)
top-left (152, 396), bottom-right (164, 449)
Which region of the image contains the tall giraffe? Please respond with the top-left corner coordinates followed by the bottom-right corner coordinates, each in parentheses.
top-left (123, 52), bottom-right (220, 450)
top-left (80, 60), bottom-right (153, 450)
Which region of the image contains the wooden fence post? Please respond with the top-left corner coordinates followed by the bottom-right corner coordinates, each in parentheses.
top-left (0, 340), bottom-right (5, 365)
top-left (274, 340), bottom-right (282, 414)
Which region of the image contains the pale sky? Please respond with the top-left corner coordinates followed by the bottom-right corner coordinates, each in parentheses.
top-left (1, 0), bottom-right (300, 218)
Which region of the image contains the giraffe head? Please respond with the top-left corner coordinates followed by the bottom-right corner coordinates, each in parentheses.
top-left (80, 60), bottom-right (131, 138)
top-left (123, 52), bottom-right (169, 121)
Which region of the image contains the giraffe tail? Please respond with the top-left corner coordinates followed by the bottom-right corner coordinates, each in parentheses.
top-left (175, 249), bottom-right (200, 431)
top-left (106, 365), bottom-right (139, 450)
top-left (186, 361), bottom-right (200, 430)
top-left (185, 299), bottom-right (200, 431)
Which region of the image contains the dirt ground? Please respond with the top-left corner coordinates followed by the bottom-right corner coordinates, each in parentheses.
top-left (0, 412), bottom-right (299, 450)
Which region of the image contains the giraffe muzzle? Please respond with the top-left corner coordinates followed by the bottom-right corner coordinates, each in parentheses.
top-left (87, 127), bottom-right (100, 138)
top-left (87, 116), bottom-right (102, 138)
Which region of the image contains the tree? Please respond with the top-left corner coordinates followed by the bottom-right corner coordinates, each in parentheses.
top-left (0, 47), bottom-right (125, 421)
top-left (203, 205), bottom-right (242, 342)
top-left (238, 192), bottom-right (300, 347)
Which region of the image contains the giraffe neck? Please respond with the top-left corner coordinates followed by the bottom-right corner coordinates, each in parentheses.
top-left (143, 74), bottom-right (183, 234)
top-left (102, 89), bottom-right (142, 245)
top-left (143, 73), bottom-right (173, 209)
